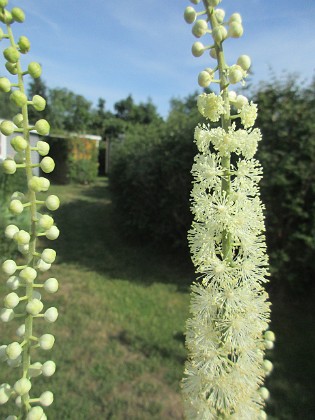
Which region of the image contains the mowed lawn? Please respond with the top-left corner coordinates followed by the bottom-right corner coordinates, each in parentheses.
top-left (0, 177), bottom-right (314, 419)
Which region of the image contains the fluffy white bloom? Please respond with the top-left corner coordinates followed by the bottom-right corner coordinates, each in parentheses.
top-left (239, 102), bottom-right (258, 128)
top-left (183, 101), bottom-right (270, 418)
top-left (197, 93), bottom-right (226, 122)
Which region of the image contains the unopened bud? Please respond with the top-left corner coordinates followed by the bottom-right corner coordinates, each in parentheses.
top-left (40, 157), bottom-right (55, 173)
top-left (37, 141), bottom-right (50, 156)
top-left (14, 378), bottom-right (31, 396)
top-left (11, 7), bottom-right (25, 23)
top-left (32, 95), bottom-right (46, 111)
top-left (11, 136), bottom-right (27, 152)
top-left (191, 41), bottom-right (205, 57)
top-left (184, 6), bottom-right (196, 24)
top-left (0, 120), bottom-right (15, 136)
top-left (212, 25), bottom-right (227, 44)
top-left (2, 159), bottom-right (17, 175)
top-left (2, 260), bottom-right (17, 275)
top-left (4, 292), bottom-right (19, 309)
top-left (237, 54), bottom-right (251, 70)
top-left (45, 195), bottom-right (60, 211)
top-left (39, 334), bottom-right (55, 350)
top-left (28, 62), bottom-right (42, 79)
top-left (44, 278), bottom-right (59, 294)
top-left (35, 119), bottom-right (50, 135)
top-left (228, 22), bottom-right (244, 38)
top-left (192, 20), bottom-right (208, 38)
top-left (26, 298), bottom-right (43, 315)
top-left (198, 70), bottom-right (212, 88)
top-left (9, 199), bottom-right (24, 214)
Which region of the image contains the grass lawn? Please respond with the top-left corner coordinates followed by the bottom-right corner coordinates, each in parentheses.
top-left (0, 177), bottom-right (314, 419)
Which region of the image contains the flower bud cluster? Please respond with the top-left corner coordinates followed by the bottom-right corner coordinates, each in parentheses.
top-left (185, 0), bottom-right (251, 89)
top-left (182, 1), bottom-right (273, 418)
top-left (0, 1), bottom-right (59, 417)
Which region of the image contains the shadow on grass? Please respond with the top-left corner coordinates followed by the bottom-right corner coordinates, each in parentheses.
top-left (49, 178), bottom-right (194, 291)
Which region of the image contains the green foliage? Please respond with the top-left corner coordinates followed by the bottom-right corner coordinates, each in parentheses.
top-left (110, 93), bottom-right (200, 247)
top-left (255, 75), bottom-right (315, 290)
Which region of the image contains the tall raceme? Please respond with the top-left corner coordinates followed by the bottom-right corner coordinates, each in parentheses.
top-left (182, 1), bottom-right (275, 418)
top-left (0, 1), bottom-right (59, 418)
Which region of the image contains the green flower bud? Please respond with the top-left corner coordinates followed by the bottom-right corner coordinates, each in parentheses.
top-left (5, 61), bottom-right (17, 75)
top-left (11, 191), bottom-right (25, 201)
top-left (0, 77), bottom-right (11, 92)
top-left (235, 94), bottom-right (249, 109)
top-left (237, 54), bottom-right (251, 71)
top-left (228, 22), bottom-right (244, 38)
top-left (215, 8), bottom-right (225, 23)
top-left (39, 214), bottom-right (54, 230)
top-left (2, 260), bottom-right (17, 275)
top-left (192, 20), bottom-right (208, 38)
top-left (41, 248), bottom-right (56, 264)
top-left (198, 70), bottom-right (212, 88)
top-left (45, 195), bottom-right (60, 211)
top-left (0, 120), bottom-right (15, 135)
top-left (37, 259), bottom-right (51, 272)
top-left (18, 36), bottom-right (30, 53)
top-left (10, 90), bottom-right (28, 107)
top-left (228, 65), bottom-right (244, 84)
top-left (259, 387), bottom-right (270, 401)
top-left (6, 276), bottom-right (20, 290)
top-left (40, 391), bottom-right (54, 407)
top-left (39, 334), bottom-right (55, 350)
top-left (229, 13), bottom-right (242, 24)
top-left (45, 226), bottom-right (60, 240)
top-left (40, 156), bottom-right (55, 173)
top-left (28, 62), bottom-right (42, 79)
top-left (16, 324), bottom-right (25, 338)
top-left (14, 378), bottom-right (31, 396)
top-left (37, 140), bottom-right (50, 156)
top-left (9, 199), bottom-right (24, 214)
top-left (6, 342), bottom-right (22, 359)
top-left (0, 0), bottom-right (8, 9)
top-left (5, 224), bottom-right (19, 239)
top-left (20, 267), bottom-right (37, 283)
top-left (35, 119), bottom-right (50, 135)
top-left (0, 383), bottom-right (11, 405)
top-left (212, 25), bottom-right (227, 44)
top-left (29, 362), bottom-right (42, 378)
top-left (264, 330), bottom-right (276, 342)
top-left (26, 406), bottom-right (44, 420)
top-left (262, 359), bottom-right (273, 375)
top-left (40, 177), bottom-right (50, 191)
top-left (3, 46), bottom-right (20, 63)
top-left (11, 7), bottom-right (25, 23)
top-left (44, 307), bottom-right (58, 323)
top-left (26, 298), bottom-right (43, 315)
top-left (32, 95), bottom-right (46, 111)
top-left (12, 115), bottom-right (23, 129)
top-left (14, 229), bottom-right (30, 245)
top-left (0, 9), bottom-right (13, 24)
top-left (10, 135), bottom-right (27, 151)
top-left (44, 278), bottom-right (58, 294)
top-left (28, 176), bottom-right (49, 192)
top-left (2, 159), bottom-right (17, 174)
top-left (184, 6), bottom-right (196, 24)
top-left (42, 360), bottom-right (56, 377)
top-left (264, 339), bottom-right (274, 350)
top-left (0, 308), bottom-right (15, 322)
top-left (4, 292), bottom-right (19, 309)
top-left (191, 41), bottom-right (205, 57)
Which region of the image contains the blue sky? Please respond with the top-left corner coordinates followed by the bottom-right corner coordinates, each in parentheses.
top-left (7, 0), bottom-right (315, 117)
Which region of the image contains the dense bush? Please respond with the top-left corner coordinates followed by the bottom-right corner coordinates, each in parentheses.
top-left (109, 78), bottom-right (315, 290)
top-left (255, 76), bottom-right (315, 291)
top-left (110, 94), bottom-right (200, 247)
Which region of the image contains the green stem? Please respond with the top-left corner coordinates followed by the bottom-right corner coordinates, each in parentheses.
top-left (7, 22), bottom-right (37, 420)
top-left (203, 0), bottom-right (232, 262)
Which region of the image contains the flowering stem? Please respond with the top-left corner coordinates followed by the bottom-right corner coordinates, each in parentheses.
top-left (205, 1), bottom-right (232, 262)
